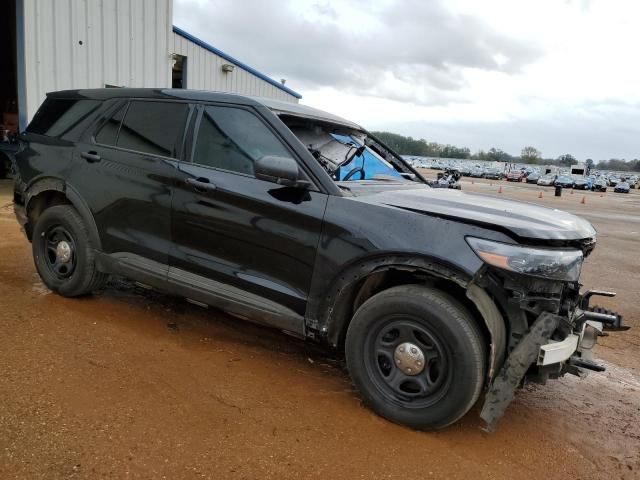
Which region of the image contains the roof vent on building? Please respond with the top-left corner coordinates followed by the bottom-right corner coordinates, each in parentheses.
top-left (221, 64), bottom-right (235, 73)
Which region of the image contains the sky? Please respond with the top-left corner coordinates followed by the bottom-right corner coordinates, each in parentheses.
top-left (174, 0), bottom-right (640, 160)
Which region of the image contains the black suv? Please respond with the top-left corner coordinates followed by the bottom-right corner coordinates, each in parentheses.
top-left (13, 89), bottom-right (626, 431)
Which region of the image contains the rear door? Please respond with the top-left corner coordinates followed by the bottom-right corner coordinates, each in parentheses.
top-left (72, 99), bottom-right (191, 269)
top-left (170, 103), bottom-right (328, 333)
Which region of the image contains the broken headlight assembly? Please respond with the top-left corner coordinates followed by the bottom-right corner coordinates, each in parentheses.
top-left (466, 237), bottom-right (583, 282)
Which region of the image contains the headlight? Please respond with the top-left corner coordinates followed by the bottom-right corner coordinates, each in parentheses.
top-left (466, 237), bottom-right (583, 282)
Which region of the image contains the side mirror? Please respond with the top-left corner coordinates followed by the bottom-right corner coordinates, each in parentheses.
top-left (255, 155), bottom-right (309, 188)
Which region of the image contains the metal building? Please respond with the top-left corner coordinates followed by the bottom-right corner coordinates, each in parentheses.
top-left (1, 0), bottom-right (301, 135)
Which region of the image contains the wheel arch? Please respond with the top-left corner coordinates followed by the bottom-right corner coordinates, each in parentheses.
top-left (317, 254), bottom-right (506, 384)
top-left (24, 178), bottom-right (101, 250)
top-left (317, 254), bottom-right (470, 347)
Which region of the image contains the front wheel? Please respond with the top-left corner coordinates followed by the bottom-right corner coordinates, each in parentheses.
top-left (345, 285), bottom-right (486, 430)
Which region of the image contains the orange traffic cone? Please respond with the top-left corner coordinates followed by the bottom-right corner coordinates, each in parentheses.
top-left (580, 196), bottom-right (586, 204)
top-left (498, 186), bottom-right (503, 193)
top-left (538, 191), bottom-right (543, 199)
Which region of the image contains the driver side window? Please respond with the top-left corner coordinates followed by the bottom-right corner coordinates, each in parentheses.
top-left (192, 106), bottom-right (294, 176)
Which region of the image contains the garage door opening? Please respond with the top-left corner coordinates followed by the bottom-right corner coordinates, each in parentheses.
top-left (172, 54), bottom-right (187, 89)
top-left (0, 0), bottom-right (19, 178)
top-left (1, 0), bottom-right (18, 141)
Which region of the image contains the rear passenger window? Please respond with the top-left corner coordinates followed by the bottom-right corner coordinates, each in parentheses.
top-left (28, 99), bottom-right (100, 136)
top-left (114, 101), bottom-right (188, 158)
top-left (192, 106), bottom-right (293, 176)
top-left (95, 103), bottom-right (126, 146)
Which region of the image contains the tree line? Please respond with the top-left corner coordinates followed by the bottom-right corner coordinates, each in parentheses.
top-left (372, 131), bottom-right (640, 171)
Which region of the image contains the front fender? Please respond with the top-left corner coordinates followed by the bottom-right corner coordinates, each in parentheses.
top-left (466, 283), bottom-right (507, 381)
top-left (309, 253), bottom-right (473, 347)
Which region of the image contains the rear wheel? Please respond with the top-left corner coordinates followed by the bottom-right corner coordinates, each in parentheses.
top-left (345, 285), bottom-right (486, 430)
top-left (32, 205), bottom-right (107, 296)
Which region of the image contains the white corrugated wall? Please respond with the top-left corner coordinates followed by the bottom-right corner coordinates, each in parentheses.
top-left (171, 32), bottom-right (298, 103)
top-left (21, 0), bottom-right (173, 120)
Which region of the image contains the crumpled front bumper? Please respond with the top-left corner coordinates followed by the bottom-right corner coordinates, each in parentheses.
top-left (479, 290), bottom-right (627, 432)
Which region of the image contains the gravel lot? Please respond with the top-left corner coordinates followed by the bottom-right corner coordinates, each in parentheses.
top-left (1, 175), bottom-right (639, 479)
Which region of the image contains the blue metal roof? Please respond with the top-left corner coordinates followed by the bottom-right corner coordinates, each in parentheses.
top-left (173, 25), bottom-right (302, 99)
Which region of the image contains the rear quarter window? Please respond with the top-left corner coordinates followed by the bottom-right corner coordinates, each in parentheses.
top-left (27, 98), bottom-right (101, 137)
top-left (94, 100), bottom-right (189, 158)
top-left (116, 101), bottom-right (189, 158)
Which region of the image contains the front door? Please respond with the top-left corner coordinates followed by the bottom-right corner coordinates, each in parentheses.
top-left (170, 104), bottom-right (328, 334)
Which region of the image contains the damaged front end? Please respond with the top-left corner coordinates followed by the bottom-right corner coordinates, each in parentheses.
top-left (468, 237), bottom-right (629, 432)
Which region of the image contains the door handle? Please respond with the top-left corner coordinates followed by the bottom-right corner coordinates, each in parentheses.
top-left (81, 151), bottom-right (101, 163)
top-left (186, 177), bottom-right (217, 193)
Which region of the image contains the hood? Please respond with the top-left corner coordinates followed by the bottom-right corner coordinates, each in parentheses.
top-left (345, 182), bottom-right (596, 241)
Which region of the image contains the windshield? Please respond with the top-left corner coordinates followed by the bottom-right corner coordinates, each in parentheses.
top-left (329, 133), bottom-right (403, 180)
top-left (278, 114), bottom-right (419, 184)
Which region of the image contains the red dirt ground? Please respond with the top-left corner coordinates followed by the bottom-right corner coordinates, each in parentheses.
top-left (1, 177), bottom-right (638, 479)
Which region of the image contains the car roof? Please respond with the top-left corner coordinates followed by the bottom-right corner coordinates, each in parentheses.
top-left (47, 88), bottom-right (362, 130)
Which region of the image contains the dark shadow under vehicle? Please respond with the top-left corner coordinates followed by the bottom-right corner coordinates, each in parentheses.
top-left (12, 88), bottom-right (627, 432)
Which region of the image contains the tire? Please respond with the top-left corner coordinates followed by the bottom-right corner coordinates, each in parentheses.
top-left (32, 205), bottom-right (107, 297)
top-left (345, 285), bottom-right (486, 430)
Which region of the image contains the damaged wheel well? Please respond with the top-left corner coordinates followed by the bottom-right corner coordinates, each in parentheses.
top-left (324, 262), bottom-right (492, 365)
top-left (26, 190), bottom-right (71, 238)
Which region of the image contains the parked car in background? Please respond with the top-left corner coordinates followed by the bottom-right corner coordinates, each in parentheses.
top-left (537, 174), bottom-right (557, 186)
top-left (614, 181), bottom-right (631, 193)
top-left (608, 177), bottom-right (619, 187)
top-left (470, 167), bottom-right (485, 178)
top-left (592, 178), bottom-right (608, 192)
top-left (506, 170), bottom-right (525, 182)
top-left (525, 172), bottom-right (540, 184)
top-left (621, 176), bottom-right (637, 189)
top-left (459, 166), bottom-right (473, 177)
top-left (434, 168), bottom-right (462, 190)
top-left (573, 178), bottom-right (592, 190)
top-left (555, 175), bottom-right (575, 188)
top-left (483, 168), bottom-right (504, 180)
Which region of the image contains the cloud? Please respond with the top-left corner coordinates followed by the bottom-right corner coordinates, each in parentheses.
top-left (312, 2), bottom-right (338, 19)
top-left (174, 0), bottom-right (541, 105)
top-left (174, 0), bottom-right (640, 159)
